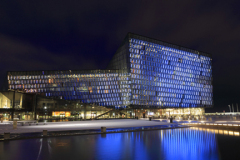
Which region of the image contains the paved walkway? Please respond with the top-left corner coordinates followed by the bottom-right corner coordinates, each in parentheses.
top-left (0, 119), bottom-right (171, 134)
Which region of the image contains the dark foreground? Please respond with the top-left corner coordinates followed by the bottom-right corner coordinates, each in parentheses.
top-left (0, 128), bottom-right (240, 160)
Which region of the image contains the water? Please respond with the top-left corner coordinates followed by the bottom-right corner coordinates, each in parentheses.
top-left (0, 128), bottom-right (240, 160)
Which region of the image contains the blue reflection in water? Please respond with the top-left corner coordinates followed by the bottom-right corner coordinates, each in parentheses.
top-left (97, 132), bottom-right (149, 160)
top-left (0, 129), bottom-right (220, 160)
top-left (97, 129), bottom-right (219, 160)
top-left (161, 129), bottom-right (219, 160)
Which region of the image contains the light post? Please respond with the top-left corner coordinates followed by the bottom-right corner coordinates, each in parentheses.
top-left (228, 105), bottom-right (231, 113)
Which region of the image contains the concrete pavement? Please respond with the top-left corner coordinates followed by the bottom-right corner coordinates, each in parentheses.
top-left (0, 119), bottom-right (171, 134)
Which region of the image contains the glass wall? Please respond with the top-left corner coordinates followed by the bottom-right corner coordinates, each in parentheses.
top-left (0, 91), bottom-right (123, 121)
top-left (107, 37), bottom-right (129, 70)
top-left (0, 92), bottom-right (12, 108)
top-left (36, 96), bottom-right (113, 120)
top-left (133, 108), bottom-right (205, 119)
top-left (8, 70), bottom-right (131, 108)
top-left (7, 33), bottom-right (213, 110)
top-left (129, 37), bottom-right (213, 108)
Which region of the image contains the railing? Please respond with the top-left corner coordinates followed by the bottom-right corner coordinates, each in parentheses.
top-left (94, 109), bottom-right (113, 119)
top-left (182, 122), bottom-right (240, 127)
top-left (205, 112), bottom-right (240, 116)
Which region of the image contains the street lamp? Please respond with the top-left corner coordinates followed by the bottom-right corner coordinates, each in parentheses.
top-left (228, 105), bottom-right (231, 113)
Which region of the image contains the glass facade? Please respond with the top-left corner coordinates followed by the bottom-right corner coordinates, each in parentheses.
top-left (0, 91), bottom-right (33, 109)
top-left (0, 90), bottom-right (128, 121)
top-left (8, 70), bottom-right (131, 108)
top-left (0, 91), bottom-right (33, 120)
top-left (128, 37), bottom-right (212, 108)
top-left (7, 33), bottom-right (213, 110)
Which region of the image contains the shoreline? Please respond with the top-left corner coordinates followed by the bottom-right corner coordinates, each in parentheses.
top-left (0, 119), bottom-right (188, 141)
top-left (0, 124), bottom-right (188, 141)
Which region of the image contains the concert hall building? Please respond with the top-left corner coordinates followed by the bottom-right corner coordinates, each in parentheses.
top-left (3, 33), bottom-right (213, 120)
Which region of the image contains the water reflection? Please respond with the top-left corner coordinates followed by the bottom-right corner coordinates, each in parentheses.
top-left (191, 127), bottom-right (240, 136)
top-left (161, 129), bottom-right (218, 160)
top-left (2, 128), bottom-right (239, 160)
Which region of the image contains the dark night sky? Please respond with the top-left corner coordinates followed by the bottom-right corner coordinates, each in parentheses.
top-left (1, 0), bottom-right (240, 112)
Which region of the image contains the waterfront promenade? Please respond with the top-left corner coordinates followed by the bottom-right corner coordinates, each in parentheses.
top-left (2, 118), bottom-right (240, 135)
top-left (0, 119), bottom-right (172, 134)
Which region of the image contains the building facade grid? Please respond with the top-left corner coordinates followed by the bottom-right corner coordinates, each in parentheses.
top-left (7, 33), bottom-right (213, 109)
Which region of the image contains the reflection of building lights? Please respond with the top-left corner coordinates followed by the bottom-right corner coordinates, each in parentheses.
top-left (191, 128), bottom-right (240, 137)
top-left (234, 132), bottom-right (239, 136)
